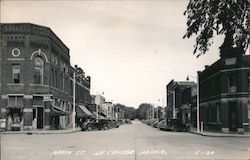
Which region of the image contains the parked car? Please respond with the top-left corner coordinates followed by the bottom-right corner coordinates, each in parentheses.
top-left (164, 119), bottom-right (189, 132)
top-left (0, 118), bottom-right (6, 132)
top-left (152, 120), bottom-right (160, 128)
top-left (11, 117), bottom-right (21, 131)
top-left (125, 119), bottom-right (132, 124)
top-left (157, 120), bottom-right (167, 130)
top-left (107, 119), bottom-right (119, 128)
top-left (81, 119), bottom-right (110, 131)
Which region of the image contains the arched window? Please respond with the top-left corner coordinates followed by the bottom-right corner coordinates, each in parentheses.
top-left (34, 56), bottom-right (44, 84)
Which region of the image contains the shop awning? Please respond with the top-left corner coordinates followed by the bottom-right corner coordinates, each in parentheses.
top-left (92, 111), bottom-right (104, 118)
top-left (99, 111), bottom-right (107, 117)
top-left (50, 105), bottom-right (69, 116)
top-left (76, 105), bottom-right (94, 118)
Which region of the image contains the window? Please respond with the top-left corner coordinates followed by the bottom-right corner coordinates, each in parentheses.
top-left (34, 56), bottom-right (44, 84)
top-left (217, 104), bottom-right (222, 123)
top-left (228, 74), bottom-right (237, 93)
top-left (248, 102), bottom-right (250, 125)
top-left (51, 68), bottom-right (54, 86)
top-left (12, 64), bottom-right (20, 83)
top-left (247, 73), bottom-right (250, 88)
top-left (8, 96), bottom-right (23, 107)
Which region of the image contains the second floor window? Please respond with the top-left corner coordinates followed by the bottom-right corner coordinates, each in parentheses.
top-left (34, 56), bottom-right (44, 84)
top-left (228, 74), bottom-right (237, 93)
top-left (12, 64), bottom-right (20, 83)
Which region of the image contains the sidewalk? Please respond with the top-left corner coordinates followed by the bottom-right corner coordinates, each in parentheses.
top-left (0, 127), bottom-right (81, 135)
top-left (189, 127), bottom-right (250, 138)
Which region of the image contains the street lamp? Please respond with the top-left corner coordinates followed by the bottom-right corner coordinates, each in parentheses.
top-left (73, 72), bottom-right (85, 131)
top-left (167, 90), bottom-right (176, 119)
top-left (186, 73), bottom-right (200, 133)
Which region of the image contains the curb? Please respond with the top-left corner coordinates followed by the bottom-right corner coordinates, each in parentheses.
top-left (189, 131), bottom-right (250, 138)
top-left (0, 129), bottom-right (81, 135)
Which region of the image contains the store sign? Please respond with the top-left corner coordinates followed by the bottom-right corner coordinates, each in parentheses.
top-left (225, 57), bottom-right (236, 65)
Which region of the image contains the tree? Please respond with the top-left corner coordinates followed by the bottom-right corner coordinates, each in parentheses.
top-left (136, 103), bottom-right (154, 120)
top-left (114, 103), bottom-right (136, 119)
top-left (183, 0), bottom-right (249, 58)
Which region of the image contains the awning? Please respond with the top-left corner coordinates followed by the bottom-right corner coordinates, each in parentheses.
top-left (92, 111), bottom-right (104, 118)
top-left (99, 111), bottom-right (107, 117)
top-left (50, 105), bottom-right (69, 116)
top-left (76, 104), bottom-right (94, 118)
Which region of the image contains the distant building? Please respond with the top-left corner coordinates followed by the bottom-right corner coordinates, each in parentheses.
top-left (166, 80), bottom-right (196, 124)
top-left (0, 23), bottom-right (91, 131)
top-left (199, 48), bottom-right (250, 133)
top-left (102, 102), bottom-right (114, 119)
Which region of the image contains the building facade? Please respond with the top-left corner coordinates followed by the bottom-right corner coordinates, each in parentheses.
top-left (199, 48), bottom-right (250, 133)
top-left (166, 80), bottom-right (196, 124)
top-left (0, 23), bottom-right (91, 131)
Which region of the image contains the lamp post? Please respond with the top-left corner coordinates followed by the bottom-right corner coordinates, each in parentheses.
top-left (72, 72), bottom-right (85, 131)
top-left (187, 73), bottom-right (200, 133)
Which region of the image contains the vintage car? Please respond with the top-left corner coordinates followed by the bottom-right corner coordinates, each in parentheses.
top-left (164, 119), bottom-right (189, 132)
top-left (81, 119), bottom-right (110, 131)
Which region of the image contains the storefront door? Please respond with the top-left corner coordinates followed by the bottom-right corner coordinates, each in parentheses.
top-left (229, 102), bottom-right (238, 132)
top-left (37, 107), bottom-right (44, 129)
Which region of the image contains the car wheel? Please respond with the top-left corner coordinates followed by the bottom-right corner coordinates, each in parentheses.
top-left (172, 126), bottom-right (177, 132)
top-left (87, 125), bottom-right (93, 131)
top-left (104, 125), bottom-right (109, 130)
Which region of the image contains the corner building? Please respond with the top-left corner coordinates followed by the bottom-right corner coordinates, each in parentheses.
top-left (199, 49), bottom-right (250, 133)
top-left (0, 23), bottom-right (91, 130)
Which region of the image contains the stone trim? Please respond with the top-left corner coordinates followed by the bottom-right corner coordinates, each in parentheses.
top-left (44, 109), bottom-right (51, 112)
top-left (7, 58), bottom-right (25, 61)
top-left (222, 128), bottom-right (229, 133)
top-left (30, 49), bottom-right (49, 63)
top-left (24, 95), bottom-right (33, 99)
top-left (1, 108), bottom-right (6, 113)
top-left (44, 125), bottom-right (50, 129)
top-left (1, 95), bottom-right (8, 99)
top-left (23, 108), bottom-right (33, 112)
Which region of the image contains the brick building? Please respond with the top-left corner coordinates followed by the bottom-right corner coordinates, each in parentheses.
top-left (0, 23), bottom-right (91, 131)
top-left (199, 48), bottom-right (250, 133)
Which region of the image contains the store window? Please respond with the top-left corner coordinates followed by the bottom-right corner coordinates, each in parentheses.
top-left (217, 104), bottom-right (222, 123)
top-left (8, 96), bottom-right (23, 107)
top-left (34, 56), bottom-right (44, 84)
top-left (248, 102), bottom-right (250, 126)
top-left (12, 64), bottom-right (20, 83)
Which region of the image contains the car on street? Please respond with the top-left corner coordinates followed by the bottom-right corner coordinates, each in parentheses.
top-left (107, 119), bottom-right (119, 128)
top-left (81, 119), bottom-right (110, 131)
top-left (157, 119), bottom-right (167, 130)
top-left (164, 119), bottom-right (189, 132)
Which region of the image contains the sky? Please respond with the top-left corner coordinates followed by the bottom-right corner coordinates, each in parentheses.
top-left (1, 0), bottom-right (223, 108)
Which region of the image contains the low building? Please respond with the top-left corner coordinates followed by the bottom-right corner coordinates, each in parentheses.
top-left (166, 80), bottom-right (196, 124)
top-left (199, 48), bottom-right (250, 133)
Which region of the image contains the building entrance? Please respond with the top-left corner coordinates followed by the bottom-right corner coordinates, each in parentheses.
top-left (33, 107), bottom-right (44, 129)
top-left (229, 102), bottom-right (238, 132)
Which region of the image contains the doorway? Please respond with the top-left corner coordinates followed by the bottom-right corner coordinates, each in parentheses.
top-left (229, 102), bottom-right (238, 132)
top-left (33, 107), bottom-right (44, 129)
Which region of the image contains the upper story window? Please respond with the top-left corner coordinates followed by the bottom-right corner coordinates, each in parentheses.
top-left (228, 74), bottom-right (237, 93)
top-left (12, 64), bottom-right (20, 83)
top-left (34, 56), bottom-right (44, 84)
top-left (247, 73), bottom-right (250, 88)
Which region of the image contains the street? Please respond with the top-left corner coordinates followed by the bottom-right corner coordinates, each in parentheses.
top-left (1, 120), bottom-right (250, 160)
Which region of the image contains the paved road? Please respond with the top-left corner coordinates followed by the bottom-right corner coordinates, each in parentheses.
top-left (1, 120), bottom-right (250, 160)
